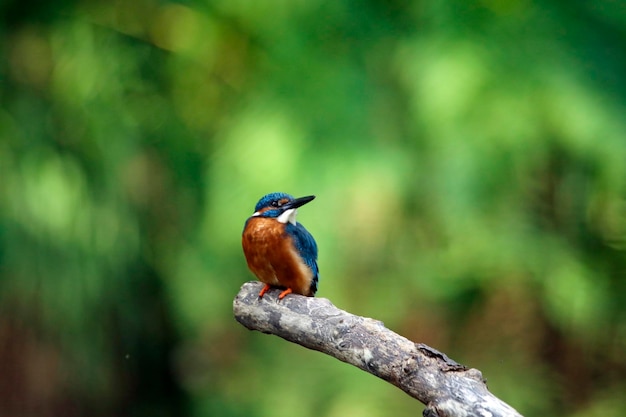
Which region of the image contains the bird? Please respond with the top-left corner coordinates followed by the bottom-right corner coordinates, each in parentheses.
top-left (242, 192), bottom-right (319, 299)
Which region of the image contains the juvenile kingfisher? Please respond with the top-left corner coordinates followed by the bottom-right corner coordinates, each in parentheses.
top-left (242, 192), bottom-right (319, 299)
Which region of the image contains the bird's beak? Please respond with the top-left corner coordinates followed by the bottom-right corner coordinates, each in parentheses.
top-left (282, 195), bottom-right (315, 210)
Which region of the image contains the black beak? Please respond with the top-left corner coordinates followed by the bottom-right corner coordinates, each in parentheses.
top-left (283, 195), bottom-right (315, 210)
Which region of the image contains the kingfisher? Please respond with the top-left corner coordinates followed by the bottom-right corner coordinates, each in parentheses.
top-left (242, 192), bottom-right (319, 299)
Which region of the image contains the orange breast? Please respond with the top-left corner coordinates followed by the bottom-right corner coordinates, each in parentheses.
top-left (242, 217), bottom-right (314, 296)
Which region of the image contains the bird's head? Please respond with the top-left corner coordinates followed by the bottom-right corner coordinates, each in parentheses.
top-left (250, 192), bottom-right (315, 225)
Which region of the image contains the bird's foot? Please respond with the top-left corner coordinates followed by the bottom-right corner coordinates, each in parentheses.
top-left (278, 288), bottom-right (293, 299)
top-left (258, 284), bottom-right (272, 298)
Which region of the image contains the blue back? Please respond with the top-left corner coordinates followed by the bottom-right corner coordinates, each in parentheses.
top-left (286, 221), bottom-right (319, 294)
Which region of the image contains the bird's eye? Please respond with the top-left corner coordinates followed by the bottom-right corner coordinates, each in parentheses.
top-left (271, 198), bottom-right (288, 208)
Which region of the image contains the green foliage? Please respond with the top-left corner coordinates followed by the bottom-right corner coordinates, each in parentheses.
top-left (1, 1), bottom-right (626, 416)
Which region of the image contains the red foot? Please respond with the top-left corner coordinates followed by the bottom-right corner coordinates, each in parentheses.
top-left (258, 284), bottom-right (272, 298)
top-left (278, 288), bottom-right (293, 299)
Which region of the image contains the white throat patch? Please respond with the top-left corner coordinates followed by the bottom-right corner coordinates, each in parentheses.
top-left (276, 208), bottom-right (297, 225)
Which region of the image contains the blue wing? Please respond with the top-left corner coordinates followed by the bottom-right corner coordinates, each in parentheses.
top-left (286, 222), bottom-right (319, 294)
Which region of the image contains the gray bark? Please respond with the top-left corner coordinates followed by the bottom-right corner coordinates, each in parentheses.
top-left (233, 281), bottom-right (524, 417)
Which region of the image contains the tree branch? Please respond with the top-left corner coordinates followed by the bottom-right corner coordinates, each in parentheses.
top-left (233, 281), bottom-right (523, 417)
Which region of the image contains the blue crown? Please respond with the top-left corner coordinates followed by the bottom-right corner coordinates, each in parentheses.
top-left (254, 192), bottom-right (294, 212)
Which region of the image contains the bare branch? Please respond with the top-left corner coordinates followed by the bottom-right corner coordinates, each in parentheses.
top-left (233, 281), bottom-right (524, 417)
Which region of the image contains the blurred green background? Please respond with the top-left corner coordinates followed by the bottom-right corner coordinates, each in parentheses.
top-left (2, 0), bottom-right (626, 416)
